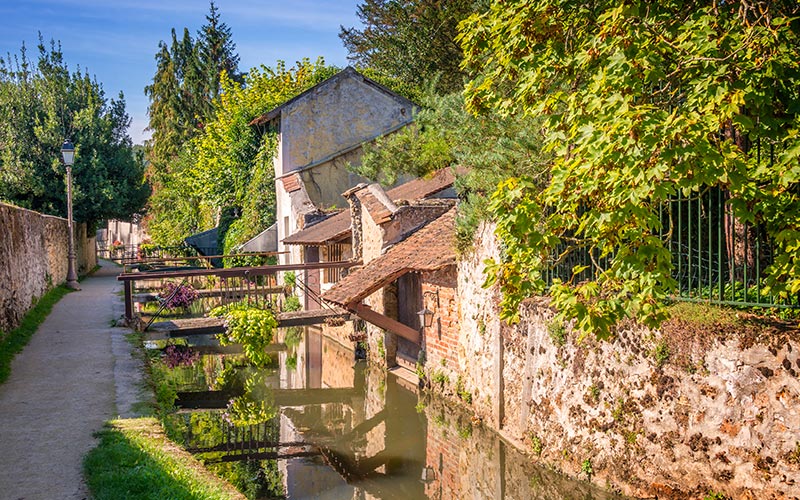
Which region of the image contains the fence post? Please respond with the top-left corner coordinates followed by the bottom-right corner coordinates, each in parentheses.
top-left (124, 280), bottom-right (133, 321)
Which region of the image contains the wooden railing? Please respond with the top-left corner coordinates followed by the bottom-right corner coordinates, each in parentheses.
top-left (117, 261), bottom-right (359, 321)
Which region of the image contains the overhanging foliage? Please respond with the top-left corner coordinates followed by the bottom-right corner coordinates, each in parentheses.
top-left (460, 1), bottom-right (800, 337)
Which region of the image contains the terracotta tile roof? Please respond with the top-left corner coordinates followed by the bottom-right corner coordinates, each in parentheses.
top-left (356, 184), bottom-right (397, 225)
top-left (322, 208), bottom-right (456, 307)
top-left (281, 173), bottom-right (302, 193)
top-left (282, 210), bottom-right (351, 246)
top-left (385, 167), bottom-right (459, 202)
top-left (281, 168), bottom-right (458, 246)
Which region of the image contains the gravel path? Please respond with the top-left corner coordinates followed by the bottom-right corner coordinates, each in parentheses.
top-left (0, 260), bottom-right (146, 500)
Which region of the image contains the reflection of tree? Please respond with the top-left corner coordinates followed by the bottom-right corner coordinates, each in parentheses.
top-left (285, 353), bottom-right (298, 370)
top-left (284, 326), bottom-right (303, 348)
top-left (209, 459), bottom-right (284, 500)
top-left (223, 372), bottom-right (277, 427)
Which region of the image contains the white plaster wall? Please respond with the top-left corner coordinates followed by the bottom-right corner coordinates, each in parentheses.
top-left (280, 73), bottom-right (412, 172)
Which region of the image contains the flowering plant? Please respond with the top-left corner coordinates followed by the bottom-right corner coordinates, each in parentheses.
top-left (162, 344), bottom-right (199, 368)
top-left (158, 281), bottom-right (199, 310)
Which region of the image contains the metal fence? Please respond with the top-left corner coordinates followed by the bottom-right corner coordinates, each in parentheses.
top-left (545, 186), bottom-right (798, 309)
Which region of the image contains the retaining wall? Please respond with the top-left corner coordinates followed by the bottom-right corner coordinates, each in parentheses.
top-left (0, 202), bottom-right (96, 333)
top-left (450, 221), bottom-right (800, 499)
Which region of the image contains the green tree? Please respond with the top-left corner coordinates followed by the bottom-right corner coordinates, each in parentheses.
top-left (0, 37), bottom-right (148, 224)
top-left (197, 1), bottom-right (241, 101)
top-left (145, 3), bottom-right (240, 182)
top-left (147, 58), bottom-right (339, 249)
top-left (460, 1), bottom-right (800, 336)
top-left (340, 0), bottom-right (482, 95)
top-left (353, 89), bottom-right (549, 249)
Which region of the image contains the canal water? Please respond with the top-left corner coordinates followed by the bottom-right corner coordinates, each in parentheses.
top-left (152, 327), bottom-right (624, 499)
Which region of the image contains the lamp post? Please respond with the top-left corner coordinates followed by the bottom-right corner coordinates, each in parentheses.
top-left (61, 140), bottom-right (80, 290)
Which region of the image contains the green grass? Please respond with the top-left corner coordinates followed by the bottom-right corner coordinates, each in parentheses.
top-left (83, 418), bottom-right (244, 500)
top-left (0, 285), bottom-right (72, 384)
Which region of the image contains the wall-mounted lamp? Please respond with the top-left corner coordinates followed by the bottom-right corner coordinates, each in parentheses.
top-left (420, 464), bottom-right (436, 483)
top-left (417, 308), bottom-right (434, 329)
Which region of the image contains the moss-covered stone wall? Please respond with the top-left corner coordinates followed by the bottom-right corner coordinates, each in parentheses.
top-left (455, 220), bottom-right (800, 499)
top-left (0, 202), bottom-right (95, 333)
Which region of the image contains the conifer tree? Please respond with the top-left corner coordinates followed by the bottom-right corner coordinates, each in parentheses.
top-left (197, 1), bottom-right (241, 101)
top-left (145, 3), bottom-right (240, 180)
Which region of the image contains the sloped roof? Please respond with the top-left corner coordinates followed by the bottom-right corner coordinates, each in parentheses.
top-left (282, 210), bottom-right (351, 246)
top-left (385, 167), bottom-right (458, 202)
top-left (356, 184), bottom-right (398, 225)
top-left (322, 208), bottom-right (456, 306)
top-left (249, 67), bottom-right (415, 127)
top-left (281, 167), bottom-right (458, 246)
top-left (238, 223), bottom-right (278, 252)
top-left (184, 227), bottom-right (218, 256)
top-left (281, 173), bottom-right (302, 193)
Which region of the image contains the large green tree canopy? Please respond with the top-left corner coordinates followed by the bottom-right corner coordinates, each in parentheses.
top-left (146, 58), bottom-right (340, 250)
top-left (0, 38), bottom-right (148, 224)
top-left (459, 1), bottom-right (800, 336)
top-left (145, 1), bottom-right (240, 183)
top-left (340, 0), bottom-right (484, 95)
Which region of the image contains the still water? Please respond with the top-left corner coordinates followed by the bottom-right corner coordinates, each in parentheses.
top-left (155, 327), bottom-right (623, 499)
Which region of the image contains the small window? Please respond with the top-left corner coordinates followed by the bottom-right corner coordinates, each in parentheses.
top-left (324, 244), bottom-right (344, 284)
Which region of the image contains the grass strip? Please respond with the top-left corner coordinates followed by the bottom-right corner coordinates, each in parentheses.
top-left (0, 285), bottom-right (71, 384)
top-left (84, 418), bottom-right (245, 500)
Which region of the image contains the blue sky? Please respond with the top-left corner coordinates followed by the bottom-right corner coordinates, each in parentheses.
top-left (0, 0), bottom-right (361, 144)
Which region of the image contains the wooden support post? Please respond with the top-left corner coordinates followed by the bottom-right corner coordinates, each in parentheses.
top-left (124, 280), bottom-right (133, 321)
top-left (350, 302), bottom-right (419, 344)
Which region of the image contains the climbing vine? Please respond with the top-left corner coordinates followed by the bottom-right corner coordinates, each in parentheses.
top-left (461, 1), bottom-right (800, 337)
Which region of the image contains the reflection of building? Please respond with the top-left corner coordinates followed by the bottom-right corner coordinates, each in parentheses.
top-left (279, 329), bottom-right (425, 499)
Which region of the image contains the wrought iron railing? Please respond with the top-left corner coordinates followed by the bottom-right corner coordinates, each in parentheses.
top-left (545, 186), bottom-right (798, 309)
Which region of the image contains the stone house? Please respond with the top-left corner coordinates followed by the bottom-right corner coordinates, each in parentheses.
top-left (249, 67), bottom-right (416, 271)
top-left (322, 190), bottom-right (459, 375)
top-left (282, 168), bottom-right (457, 309)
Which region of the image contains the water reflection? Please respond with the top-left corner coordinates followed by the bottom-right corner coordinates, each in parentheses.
top-left (157, 327), bottom-right (623, 500)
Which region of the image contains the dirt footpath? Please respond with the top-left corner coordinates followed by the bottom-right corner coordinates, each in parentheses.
top-left (0, 260), bottom-right (146, 500)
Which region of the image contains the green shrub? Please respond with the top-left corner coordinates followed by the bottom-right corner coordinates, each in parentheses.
top-left (282, 295), bottom-right (301, 312)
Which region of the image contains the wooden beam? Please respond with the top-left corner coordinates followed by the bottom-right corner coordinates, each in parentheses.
top-left (117, 261), bottom-right (361, 282)
top-left (124, 280), bottom-right (133, 320)
top-left (350, 302), bottom-right (419, 344)
top-left (146, 309), bottom-right (351, 339)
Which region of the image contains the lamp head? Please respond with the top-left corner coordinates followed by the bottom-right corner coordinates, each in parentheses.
top-left (61, 140), bottom-right (75, 166)
top-left (417, 308), bottom-right (434, 329)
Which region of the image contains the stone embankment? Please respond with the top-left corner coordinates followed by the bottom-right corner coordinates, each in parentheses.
top-left (446, 222), bottom-right (800, 499)
top-left (0, 202), bottom-right (96, 333)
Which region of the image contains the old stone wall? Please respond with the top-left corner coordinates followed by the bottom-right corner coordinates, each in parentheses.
top-left (455, 220), bottom-right (800, 499)
top-left (456, 222), bottom-right (505, 425)
top-left (0, 202), bottom-right (95, 333)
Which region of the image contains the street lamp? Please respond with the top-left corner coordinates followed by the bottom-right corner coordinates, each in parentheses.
top-left (61, 140), bottom-right (80, 290)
